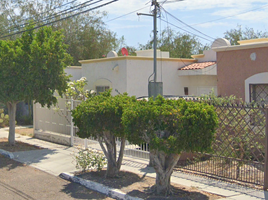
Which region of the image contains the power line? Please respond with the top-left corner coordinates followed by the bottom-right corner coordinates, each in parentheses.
top-left (160, 18), bottom-right (213, 42)
top-left (191, 3), bottom-right (268, 27)
top-left (0, 0), bottom-right (118, 39)
top-left (10, 0), bottom-right (78, 26)
top-left (161, 6), bottom-right (216, 41)
top-left (1, 0), bottom-right (100, 36)
top-left (105, 6), bottom-right (150, 23)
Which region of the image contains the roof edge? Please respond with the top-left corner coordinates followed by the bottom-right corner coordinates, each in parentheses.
top-left (79, 56), bottom-right (196, 64)
top-left (191, 54), bottom-right (205, 59)
top-left (213, 42), bottom-right (268, 52)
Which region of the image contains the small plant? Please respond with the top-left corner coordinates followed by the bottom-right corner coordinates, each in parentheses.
top-left (0, 109), bottom-right (9, 127)
top-left (74, 148), bottom-right (107, 172)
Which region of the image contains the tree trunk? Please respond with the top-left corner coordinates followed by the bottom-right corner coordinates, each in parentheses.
top-left (7, 102), bottom-right (17, 146)
top-left (148, 152), bottom-right (154, 167)
top-left (151, 150), bottom-right (180, 195)
top-left (106, 156), bottom-right (119, 178)
top-left (156, 170), bottom-right (172, 195)
top-left (98, 132), bottom-right (126, 178)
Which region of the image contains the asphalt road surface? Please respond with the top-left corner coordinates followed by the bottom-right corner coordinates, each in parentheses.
top-left (0, 155), bottom-right (114, 200)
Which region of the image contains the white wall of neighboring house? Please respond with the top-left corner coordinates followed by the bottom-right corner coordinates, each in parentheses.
top-left (183, 76), bottom-right (217, 96)
top-left (125, 58), bottom-right (194, 97)
top-left (80, 52), bottom-right (197, 98)
top-left (79, 48), bottom-right (220, 98)
top-left (81, 58), bottom-right (128, 96)
top-left (65, 66), bottom-right (82, 81)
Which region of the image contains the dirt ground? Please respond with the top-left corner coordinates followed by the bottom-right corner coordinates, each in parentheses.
top-left (0, 138), bottom-right (42, 152)
top-left (75, 170), bottom-right (224, 200)
top-left (15, 128), bottom-right (34, 137)
top-left (0, 128), bottom-right (37, 152)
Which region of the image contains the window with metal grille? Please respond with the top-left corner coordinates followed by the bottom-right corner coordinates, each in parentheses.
top-left (250, 84), bottom-right (268, 103)
top-left (249, 84), bottom-right (268, 126)
top-left (96, 86), bottom-right (109, 95)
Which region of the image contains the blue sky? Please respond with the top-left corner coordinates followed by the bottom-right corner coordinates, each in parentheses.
top-left (82, 0), bottom-right (268, 49)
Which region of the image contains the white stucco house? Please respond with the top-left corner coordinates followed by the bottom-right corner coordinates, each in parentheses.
top-left (34, 39), bottom-right (228, 145)
top-left (71, 39), bottom-right (226, 98)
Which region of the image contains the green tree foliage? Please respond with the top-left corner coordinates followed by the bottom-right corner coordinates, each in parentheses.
top-left (56, 12), bottom-right (121, 65)
top-left (0, 0), bottom-right (123, 65)
top-left (0, 109), bottom-right (9, 128)
top-left (0, 25), bottom-right (71, 145)
top-left (224, 25), bottom-right (268, 45)
top-left (72, 91), bottom-right (136, 178)
top-left (139, 28), bottom-right (209, 58)
top-left (122, 96), bottom-right (218, 194)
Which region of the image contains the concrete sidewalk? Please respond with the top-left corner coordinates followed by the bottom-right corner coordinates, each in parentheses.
top-left (1, 128), bottom-right (268, 200)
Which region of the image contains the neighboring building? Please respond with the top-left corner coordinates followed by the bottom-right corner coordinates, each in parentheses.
top-left (65, 66), bottom-right (82, 81)
top-left (213, 38), bottom-right (268, 103)
top-left (79, 50), bottom-right (194, 98)
top-left (33, 39), bottom-right (228, 144)
top-left (78, 39), bottom-right (226, 98)
top-left (177, 39), bottom-right (221, 96)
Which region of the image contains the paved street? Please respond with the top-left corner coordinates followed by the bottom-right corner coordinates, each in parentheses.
top-left (0, 155), bottom-right (114, 200)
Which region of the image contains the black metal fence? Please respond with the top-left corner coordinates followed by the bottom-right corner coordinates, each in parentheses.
top-left (176, 103), bottom-right (267, 187)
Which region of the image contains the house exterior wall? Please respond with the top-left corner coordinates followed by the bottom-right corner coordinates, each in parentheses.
top-left (183, 76), bottom-right (217, 96)
top-left (80, 56), bottom-right (217, 98)
top-left (127, 59), bottom-right (195, 97)
top-left (65, 66), bottom-right (82, 81)
top-left (126, 59), bottom-right (193, 97)
top-left (81, 59), bottom-right (127, 96)
top-left (217, 46), bottom-right (268, 100)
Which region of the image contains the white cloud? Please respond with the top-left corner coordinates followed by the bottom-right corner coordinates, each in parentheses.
top-left (235, 10), bottom-right (268, 22)
top-left (195, 22), bottom-right (230, 28)
top-left (112, 24), bottom-right (149, 29)
top-left (163, 0), bottom-right (267, 11)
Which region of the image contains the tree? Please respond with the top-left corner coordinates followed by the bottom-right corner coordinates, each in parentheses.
top-left (139, 28), bottom-right (209, 58)
top-left (0, 0), bottom-right (124, 65)
top-left (0, 25), bottom-right (72, 145)
top-left (72, 91), bottom-right (136, 178)
top-left (122, 96), bottom-right (218, 194)
top-left (56, 12), bottom-right (122, 65)
top-left (224, 25), bottom-right (268, 45)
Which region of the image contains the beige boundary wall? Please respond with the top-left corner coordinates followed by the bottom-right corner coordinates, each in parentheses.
top-left (33, 97), bottom-right (74, 146)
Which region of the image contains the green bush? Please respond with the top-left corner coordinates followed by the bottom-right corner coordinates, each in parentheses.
top-left (0, 109), bottom-right (9, 127)
top-left (74, 148), bottom-right (107, 172)
top-left (72, 90), bottom-right (136, 177)
top-left (123, 96), bottom-right (218, 154)
top-left (122, 96), bottom-right (218, 194)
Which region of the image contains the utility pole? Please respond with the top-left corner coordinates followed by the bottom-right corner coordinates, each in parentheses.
top-left (138, 0), bottom-right (163, 98)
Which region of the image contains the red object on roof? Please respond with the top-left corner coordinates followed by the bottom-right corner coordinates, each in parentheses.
top-left (121, 48), bottom-right (129, 56)
top-left (179, 61), bottom-right (216, 70)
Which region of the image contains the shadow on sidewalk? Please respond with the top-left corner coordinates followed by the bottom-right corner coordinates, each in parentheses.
top-left (62, 182), bottom-right (112, 199)
top-left (12, 148), bottom-right (57, 165)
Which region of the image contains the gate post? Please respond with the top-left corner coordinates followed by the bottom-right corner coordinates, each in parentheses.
top-left (70, 98), bottom-right (74, 147)
top-left (264, 107), bottom-right (268, 190)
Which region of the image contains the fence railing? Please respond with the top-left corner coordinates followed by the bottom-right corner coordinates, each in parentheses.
top-left (177, 104), bottom-right (267, 187)
top-left (34, 97), bottom-right (268, 188)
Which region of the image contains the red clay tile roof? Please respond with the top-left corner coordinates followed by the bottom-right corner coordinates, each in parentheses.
top-left (179, 61), bottom-right (216, 70)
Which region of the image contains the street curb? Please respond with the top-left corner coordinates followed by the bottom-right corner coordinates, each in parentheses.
top-left (0, 149), bottom-right (14, 159)
top-left (60, 172), bottom-right (143, 200)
